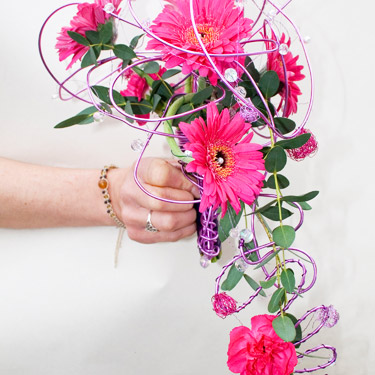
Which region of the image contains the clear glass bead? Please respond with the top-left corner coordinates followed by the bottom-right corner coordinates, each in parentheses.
top-left (142, 18), bottom-right (151, 31)
top-left (303, 35), bottom-right (311, 44)
top-left (240, 228), bottom-right (253, 243)
top-left (200, 255), bottom-right (210, 269)
top-left (235, 86), bottom-right (247, 98)
top-left (93, 112), bottom-right (104, 123)
top-left (131, 139), bottom-right (145, 152)
top-left (184, 150), bottom-right (193, 157)
top-left (104, 3), bottom-right (115, 13)
top-left (224, 68), bottom-right (238, 83)
top-left (279, 43), bottom-right (289, 55)
top-left (229, 228), bottom-right (240, 238)
top-left (235, 257), bottom-right (248, 273)
top-left (51, 93), bottom-right (59, 100)
top-left (266, 9), bottom-right (277, 20)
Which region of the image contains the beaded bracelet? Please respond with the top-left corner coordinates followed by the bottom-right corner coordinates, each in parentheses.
top-left (98, 165), bottom-right (126, 228)
top-left (98, 165), bottom-right (126, 267)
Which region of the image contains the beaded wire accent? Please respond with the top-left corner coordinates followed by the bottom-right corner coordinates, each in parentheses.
top-left (39, 0), bottom-right (338, 372)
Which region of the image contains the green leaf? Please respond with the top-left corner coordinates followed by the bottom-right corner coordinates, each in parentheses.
top-left (128, 98), bottom-right (153, 115)
top-left (261, 206), bottom-right (293, 221)
top-left (143, 61), bottom-right (160, 74)
top-left (85, 30), bottom-right (101, 44)
top-left (81, 47), bottom-right (97, 68)
top-left (218, 202), bottom-right (244, 242)
top-left (266, 174), bottom-right (290, 189)
top-left (265, 146), bottom-right (287, 173)
top-left (221, 264), bottom-right (243, 291)
top-left (151, 80), bottom-right (174, 100)
top-left (272, 315), bottom-right (296, 342)
top-left (54, 114), bottom-right (91, 129)
top-left (191, 86), bottom-right (214, 106)
top-left (286, 201), bottom-right (312, 211)
top-left (276, 133), bottom-right (311, 150)
top-left (243, 275), bottom-right (266, 297)
top-left (98, 21), bottom-right (113, 44)
top-left (91, 85), bottom-right (125, 106)
top-left (282, 191), bottom-right (319, 203)
top-left (286, 313), bottom-right (302, 347)
top-left (113, 44), bottom-right (137, 60)
top-left (260, 276), bottom-right (277, 289)
top-left (130, 33), bottom-right (144, 49)
top-left (252, 95), bottom-right (276, 117)
top-left (124, 101), bottom-right (134, 123)
top-left (281, 268), bottom-right (295, 293)
top-left (258, 70), bottom-right (280, 98)
top-left (162, 69), bottom-right (181, 80)
top-left (254, 250), bottom-right (281, 270)
top-left (152, 94), bottom-right (162, 111)
top-left (67, 31), bottom-right (89, 46)
top-left (268, 287), bottom-right (285, 313)
top-left (243, 56), bottom-right (260, 82)
top-left (274, 117), bottom-right (296, 135)
top-left (272, 225), bottom-right (296, 248)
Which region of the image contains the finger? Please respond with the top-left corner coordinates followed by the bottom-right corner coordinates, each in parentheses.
top-left (137, 158), bottom-right (200, 196)
top-left (123, 207), bottom-right (197, 232)
top-left (126, 223), bottom-right (197, 244)
top-left (124, 182), bottom-right (196, 212)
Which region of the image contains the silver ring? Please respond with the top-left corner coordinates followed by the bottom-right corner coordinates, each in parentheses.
top-left (145, 210), bottom-right (159, 232)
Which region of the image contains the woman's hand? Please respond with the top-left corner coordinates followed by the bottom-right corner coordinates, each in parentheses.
top-left (110, 158), bottom-right (200, 244)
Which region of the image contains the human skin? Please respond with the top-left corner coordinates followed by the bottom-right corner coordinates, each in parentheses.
top-left (0, 157), bottom-right (199, 243)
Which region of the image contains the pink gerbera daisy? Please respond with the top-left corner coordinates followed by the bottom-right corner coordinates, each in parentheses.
top-left (56, 0), bottom-right (121, 69)
top-left (179, 103), bottom-right (265, 216)
top-left (146, 0), bottom-right (253, 85)
top-left (266, 33), bottom-right (305, 117)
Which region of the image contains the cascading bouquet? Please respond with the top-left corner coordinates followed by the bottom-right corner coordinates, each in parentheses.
top-left (39, 0), bottom-right (339, 373)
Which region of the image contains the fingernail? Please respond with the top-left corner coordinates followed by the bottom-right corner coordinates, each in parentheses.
top-left (192, 186), bottom-right (200, 198)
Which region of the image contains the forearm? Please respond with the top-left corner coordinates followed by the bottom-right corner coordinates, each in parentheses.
top-left (0, 158), bottom-right (127, 229)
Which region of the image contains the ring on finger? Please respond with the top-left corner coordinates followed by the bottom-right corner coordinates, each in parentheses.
top-left (145, 210), bottom-right (159, 232)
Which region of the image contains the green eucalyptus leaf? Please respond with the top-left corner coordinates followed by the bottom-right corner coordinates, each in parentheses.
top-left (276, 133), bottom-right (311, 150)
top-left (124, 101), bottom-right (134, 123)
top-left (54, 114), bottom-right (91, 129)
top-left (265, 146), bottom-right (287, 173)
top-left (91, 85), bottom-right (125, 106)
top-left (243, 274), bottom-right (266, 297)
top-left (143, 61), bottom-right (160, 74)
top-left (81, 47), bottom-right (97, 68)
top-left (67, 31), bottom-right (89, 46)
top-left (254, 250), bottom-right (281, 270)
top-left (98, 21), bottom-right (113, 44)
top-left (260, 276), bottom-right (277, 289)
top-left (218, 202), bottom-right (244, 242)
top-left (261, 206), bottom-right (293, 221)
top-left (85, 30), bottom-right (101, 44)
top-left (272, 225), bottom-right (296, 248)
top-left (274, 117), bottom-right (296, 135)
top-left (272, 315), bottom-right (296, 342)
top-left (151, 80), bottom-right (174, 100)
top-left (258, 70), bottom-right (280, 98)
top-left (162, 69), bottom-right (181, 80)
top-left (191, 86), bottom-right (213, 105)
top-left (243, 56), bottom-right (260, 82)
top-left (152, 94), bottom-right (162, 111)
top-left (282, 191), bottom-right (319, 202)
top-left (221, 264), bottom-right (243, 291)
top-left (266, 174), bottom-right (290, 189)
top-left (286, 201), bottom-right (312, 211)
top-left (128, 98), bottom-right (153, 115)
top-left (113, 44), bottom-right (137, 60)
top-left (286, 313), bottom-right (302, 347)
top-left (281, 268), bottom-right (295, 293)
top-left (268, 287), bottom-right (285, 313)
top-left (130, 33), bottom-right (144, 49)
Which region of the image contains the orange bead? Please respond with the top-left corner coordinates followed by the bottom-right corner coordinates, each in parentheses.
top-left (98, 179), bottom-right (108, 189)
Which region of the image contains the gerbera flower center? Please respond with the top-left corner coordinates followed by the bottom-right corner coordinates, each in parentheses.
top-left (184, 24), bottom-right (221, 46)
top-left (208, 143), bottom-right (236, 179)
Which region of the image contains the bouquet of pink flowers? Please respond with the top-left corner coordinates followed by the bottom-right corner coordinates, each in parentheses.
top-left (39, 0), bottom-right (339, 373)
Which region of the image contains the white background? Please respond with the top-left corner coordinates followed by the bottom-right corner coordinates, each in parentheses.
top-left (0, 0), bottom-right (374, 374)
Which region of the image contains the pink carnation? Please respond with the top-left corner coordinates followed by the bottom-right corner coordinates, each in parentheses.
top-left (227, 315), bottom-right (298, 375)
top-left (146, 0), bottom-right (253, 85)
top-left (56, 0), bottom-right (121, 69)
top-left (179, 103), bottom-right (265, 217)
top-left (266, 33), bottom-right (305, 117)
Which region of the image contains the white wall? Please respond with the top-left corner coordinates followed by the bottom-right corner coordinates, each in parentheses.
top-left (0, 0), bottom-right (373, 374)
